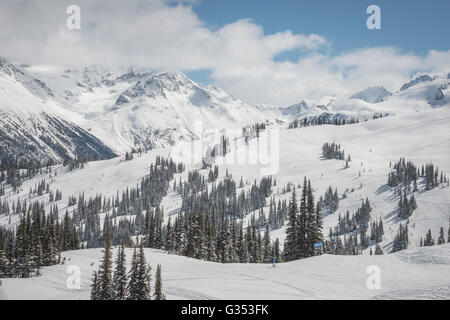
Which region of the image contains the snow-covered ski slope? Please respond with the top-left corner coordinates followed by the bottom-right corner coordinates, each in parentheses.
top-left (1, 244), bottom-right (449, 300)
top-left (1, 107), bottom-right (449, 253)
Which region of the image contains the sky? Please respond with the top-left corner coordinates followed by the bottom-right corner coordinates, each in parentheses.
top-left (0, 0), bottom-right (449, 106)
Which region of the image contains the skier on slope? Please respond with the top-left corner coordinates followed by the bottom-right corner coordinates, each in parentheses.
top-left (272, 256), bottom-right (276, 268)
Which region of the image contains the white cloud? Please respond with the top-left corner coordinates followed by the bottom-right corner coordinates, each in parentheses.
top-left (214, 48), bottom-right (450, 105)
top-left (0, 0), bottom-right (449, 106)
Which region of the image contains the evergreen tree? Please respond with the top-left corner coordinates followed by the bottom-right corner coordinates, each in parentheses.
top-left (153, 264), bottom-right (165, 300)
top-left (126, 245), bottom-right (139, 299)
top-left (392, 224), bottom-right (409, 252)
top-left (437, 227), bottom-right (446, 245)
top-left (113, 242), bottom-right (128, 300)
top-left (314, 201), bottom-right (324, 245)
top-left (283, 188), bottom-right (298, 261)
top-left (263, 224), bottom-right (272, 263)
top-left (97, 228), bottom-right (114, 300)
top-left (272, 238), bottom-right (281, 263)
top-left (374, 244), bottom-right (383, 255)
top-left (0, 248), bottom-right (7, 278)
top-left (90, 271), bottom-right (100, 300)
top-left (127, 240), bottom-right (152, 300)
top-left (206, 215), bottom-right (217, 262)
top-left (217, 215), bottom-right (231, 263)
top-left (305, 180), bottom-right (316, 257)
top-left (424, 229), bottom-right (435, 246)
top-left (297, 178), bottom-right (308, 258)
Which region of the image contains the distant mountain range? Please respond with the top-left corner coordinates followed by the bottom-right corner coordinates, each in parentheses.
top-left (1, 56), bottom-right (449, 162)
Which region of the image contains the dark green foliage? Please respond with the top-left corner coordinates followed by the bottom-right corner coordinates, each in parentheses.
top-left (322, 142), bottom-right (345, 160)
top-left (392, 224), bottom-right (409, 252)
top-left (154, 264), bottom-right (165, 300)
top-left (282, 178), bottom-right (324, 262)
top-left (126, 241), bottom-right (152, 300)
top-left (113, 242), bottom-right (128, 300)
top-left (97, 228), bottom-right (114, 300)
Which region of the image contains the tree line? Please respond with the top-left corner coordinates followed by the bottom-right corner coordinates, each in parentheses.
top-left (90, 229), bottom-right (165, 300)
top-left (283, 177), bottom-right (324, 261)
top-left (0, 210), bottom-right (79, 278)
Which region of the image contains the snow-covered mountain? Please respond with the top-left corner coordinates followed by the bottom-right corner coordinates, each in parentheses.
top-left (395, 74), bottom-right (450, 107)
top-left (350, 85), bottom-right (391, 103)
top-left (26, 66), bottom-right (281, 153)
top-left (280, 100), bottom-right (309, 116)
top-left (280, 95), bottom-right (385, 125)
top-left (0, 58), bottom-right (116, 162)
top-left (3, 56), bottom-right (450, 161)
top-left (400, 74), bottom-right (434, 91)
top-left (3, 58), bottom-right (282, 160)
top-left (281, 73), bottom-right (450, 125)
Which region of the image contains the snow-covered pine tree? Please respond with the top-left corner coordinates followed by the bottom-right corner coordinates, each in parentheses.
top-left (374, 244), bottom-right (383, 255)
top-left (135, 240), bottom-right (152, 300)
top-left (175, 213), bottom-right (186, 256)
top-left (126, 245), bottom-right (139, 299)
top-left (0, 247), bottom-right (7, 278)
top-left (217, 215), bottom-right (231, 263)
top-left (153, 264), bottom-right (165, 300)
top-left (97, 228), bottom-right (114, 300)
top-left (263, 224), bottom-right (272, 263)
top-left (297, 178), bottom-right (308, 258)
top-left (206, 214), bottom-right (217, 262)
top-left (240, 223), bottom-right (249, 263)
top-left (314, 201), bottom-right (324, 246)
top-left (90, 271), bottom-right (100, 300)
top-left (124, 240), bottom-right (152, 300)
top-left (164, 216), bottom-right (172, 253)
top-left (437, 227), bottom-right (446, 245)
top-left (392, 224), bottom-right (409, 252)
top-left (272, 238), bottom-right (281, 262)
top-left (246, 226), bottom-right (256, 263)
top-left (255, 231), bottom-right (263, 263)
top-left (113, 242), bottom-right (128, 300)
top-left (305, 180), bottom-right (316, 257)
top-left (283, 188), bottom-right (298, 262)
top-left (424, 229), bottom-right (435, 246)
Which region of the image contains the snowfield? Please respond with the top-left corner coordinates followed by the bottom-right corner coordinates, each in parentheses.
top-left (1, 244), bottom-right (449, 300)
top-left (1, 59), bottom-right (450, 300)
top-left (1, 107), bottom-right (450, 253)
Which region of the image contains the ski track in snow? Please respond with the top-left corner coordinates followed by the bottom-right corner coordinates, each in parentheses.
top-left (1, 245), bottom-right (450, 300)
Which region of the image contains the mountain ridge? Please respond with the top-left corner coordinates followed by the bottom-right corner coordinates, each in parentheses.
top-left (2, 57), bottom-right (450, 160)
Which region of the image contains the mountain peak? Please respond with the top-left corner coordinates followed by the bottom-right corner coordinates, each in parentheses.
top-left (0, 57), bottom-right (54, 99)
top-left (350, 86), bottom-right (391, 103)
top-left (154, 70), bottom-right (195, 86)
top-left (400, 74), bottom-right (434, 91)
top-left (281, 100), bottom-right (309, 116)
